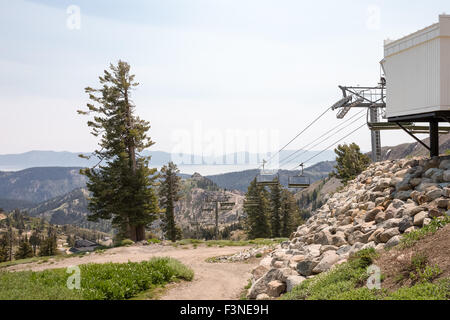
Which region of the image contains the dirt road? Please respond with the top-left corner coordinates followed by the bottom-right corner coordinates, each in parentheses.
top-left (6, 244), bottom-right (258, 300)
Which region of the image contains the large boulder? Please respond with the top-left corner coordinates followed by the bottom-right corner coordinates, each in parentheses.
top-left (413, 211), bottom-right (428, 227)
top-left (296, 259), bottom-right (318, 277)
top-left (285, 275), bottom-right (306, 293)
top-left (267, 280), bottom-right (286, 297)
top-left (378, 228), bottom-right (400, 243)
top-left (312, 251), bottom-right (340, 274)
top-left (398, 217), bottom-right (413, 233)
top-left (252, 265), bottom-right (269, 281)
top-left (385, 235), bottom-right (401, 248)
top-left (364, 207), bottom-right (384, 222)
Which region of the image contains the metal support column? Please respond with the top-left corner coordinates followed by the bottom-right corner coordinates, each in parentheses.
top-left (430, 120), bottom-right (439, 157)
top-left (370, 107), bottom-right (382, 162)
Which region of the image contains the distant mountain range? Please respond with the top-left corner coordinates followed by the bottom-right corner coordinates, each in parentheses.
top-left (0, 150), bottom-right (336, 172)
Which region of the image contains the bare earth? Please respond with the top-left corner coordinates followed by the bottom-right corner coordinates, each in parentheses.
top-left (6, 245), bottom-right (258, 300)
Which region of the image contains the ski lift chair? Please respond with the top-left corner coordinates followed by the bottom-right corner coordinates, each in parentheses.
top-left (288, 164), bottom-right (310, 189)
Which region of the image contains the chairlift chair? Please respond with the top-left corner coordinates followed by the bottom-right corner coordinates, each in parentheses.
top-left (256, 160), bottom-right (280, 186)
top-left (288, 164), bottom-right (310, 189)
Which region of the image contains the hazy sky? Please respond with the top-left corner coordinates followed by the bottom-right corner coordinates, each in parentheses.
top-left (1, 0), bottom-right (448, 159)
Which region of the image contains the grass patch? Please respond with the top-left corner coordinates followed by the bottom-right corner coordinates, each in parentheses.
top-left (281, 248), bottom-right (380, 300)
top-left (281, 247), bottom-right (449, 300)
top-left (400, 216), bottom-right (450, 249)
top-left (239, 279), bottom-right (252, 300)
top-left (0, 257), bottom-right (193, 300)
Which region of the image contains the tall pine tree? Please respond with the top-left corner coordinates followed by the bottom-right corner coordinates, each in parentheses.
top-left (280, 189), bottom-right (299, 237)
top-left (244, 179), bottom-right (271, 239)
top-left (158, 162), bottom-right (182, 242)
top-left (269, 181), bottom-right (282, 238)
top-left (78, 61), bottom-right (159, 242)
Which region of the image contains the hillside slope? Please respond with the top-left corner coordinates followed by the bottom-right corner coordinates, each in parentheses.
top-left (247, 156), bottom-right (450, 299)
top-left (0, 167), bottom-right (86, 204)
top-left (207, 161), bottom-right (336, 192)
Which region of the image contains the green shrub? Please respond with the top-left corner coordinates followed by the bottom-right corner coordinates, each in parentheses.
top-left (400, 216), bottom-right (450, 248)
top-left (385, 281), bottom-right (449, 300)
top-left (147, 238), bottom-right (161, 244)
top-left (120, 239), bottom-right (134, 246)
top-left (0, 257), bottom-right (193, 300)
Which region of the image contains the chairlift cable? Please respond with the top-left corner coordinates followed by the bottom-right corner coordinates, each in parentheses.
top-left (279, 113), bottom-right (366, 168)
top-left (290, 122), bottom-right (367, 170)
top-left (278, 109), bottom-right (366, 167)
top-left (261, 106), bottom-right (332, 169)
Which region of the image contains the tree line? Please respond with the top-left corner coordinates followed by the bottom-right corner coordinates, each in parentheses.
top-left (243, 179), bottom-right (301, 239)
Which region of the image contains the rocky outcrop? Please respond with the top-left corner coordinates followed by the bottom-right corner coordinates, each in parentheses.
top-left (247, 156), bottom-right (450, 299)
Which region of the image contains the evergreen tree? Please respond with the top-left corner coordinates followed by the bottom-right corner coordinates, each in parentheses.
top-left (15, 236), bottom-right (33, 260)
top-left (39, 235), bottom-right (57, 257)
top-left (243, 179), bottom-right (270, 239)
top-left (158, 162), bottom-right (182, 242)
top-left (280, 190), bottom-right (300, 237)
top-left (0, 234), bottom-right (10, 262)
top-left (78, 61), bottom-right (159, 241)
top-left (269, 181), bottom-right (282, 238)
top-left (333, 143), bottom-right (371, 183)
top-left (29, 230), bottom-right (41, 256)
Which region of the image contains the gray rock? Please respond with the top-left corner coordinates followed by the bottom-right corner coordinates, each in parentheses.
top-left (426, 188), bottom-right (443, 201)
top-left (296, 260), bottom-right (318, 277)
top-left (312, 251), bottom-right (340, 274)
top-left (256, 293), bottom-right (270, 300)
top-left (336, 245), bottom-right (352, 255)
top-left (398, 217), bottom-right (413, 233)
top-left (331, 231), bottom-right (347, 247)
top-left (364, 207), bottom-right (383, 222)
top-left (385, 235), bottom-right (401, 248)
top-left (413, 211), bottom-right (428, 226)
top-left (379, 228), bottom-right (400, 243)
top-left (285, 275), bottom-right (306, 293)
top-left (443, 170), bottom-right (450, 182)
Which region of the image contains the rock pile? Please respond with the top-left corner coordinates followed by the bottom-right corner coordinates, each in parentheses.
top-left (209, 246), bottom-right (272, 263)
top-left (247, 156), bottom-right (450, 300)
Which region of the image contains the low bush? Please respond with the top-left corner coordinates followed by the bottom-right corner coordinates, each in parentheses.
top-left (400, 216), bottom-right (450, 249)
top-left (0, 257), bottom-right (193, 300)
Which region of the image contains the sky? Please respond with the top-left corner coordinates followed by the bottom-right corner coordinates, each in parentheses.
top-left (1, 0), bottom-right (449, 162)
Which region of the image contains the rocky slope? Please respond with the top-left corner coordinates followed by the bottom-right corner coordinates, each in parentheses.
top-left (247, 156), bottom-right (450, 299)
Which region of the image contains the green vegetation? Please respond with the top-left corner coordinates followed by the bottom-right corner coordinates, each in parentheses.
top-left (0, 257), bottom-right (193, 300)
top-left (282, 248), bottom-right (449, 300)
top-left (159, 162), bottom-right (183, 242)
top-left (244, 178), bottom-right (302, 239)
top-left (385, 279), bottom-right (450, 300)
top-left (240, 279), bottom-right (252, 300)
top-left (244, 179), bottom-right (271, 239)
top-left (332, 143), bottom-right (370, 184)
top-left (400, 216), bottom-right (450, 248)
top-left (78, 60), bottom-right (159, 242)
top-left (120, 239), bottom-right (134, 246)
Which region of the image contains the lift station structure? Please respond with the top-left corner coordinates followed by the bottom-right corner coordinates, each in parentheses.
top-left (332, 15), bottom-right (450, 160)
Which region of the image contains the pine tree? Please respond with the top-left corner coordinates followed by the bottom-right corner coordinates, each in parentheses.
top-left (269, 181), bottom-right (282, 238)
top-left (29, 230), bottom-right (41, 256)
top-left (244, 179), bottom-right (271, 239)
top-left (333, 143), bottom-right (371, 183)
top-left (0, 234), bottom-right (10, 262)
top-left (39, 235), bottom-right (57, 257)
top-left (280, 190), bottom-right (299, 237)
top-left (15, 236), bottom-right (33, 260)
top-left (158, 162), bottom-right (182, 242)
top-left (78, 61), bottom-right (159, 242)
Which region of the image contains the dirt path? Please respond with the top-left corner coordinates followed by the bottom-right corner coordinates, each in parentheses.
top-left (5, 244), bottom-right (258, 300)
